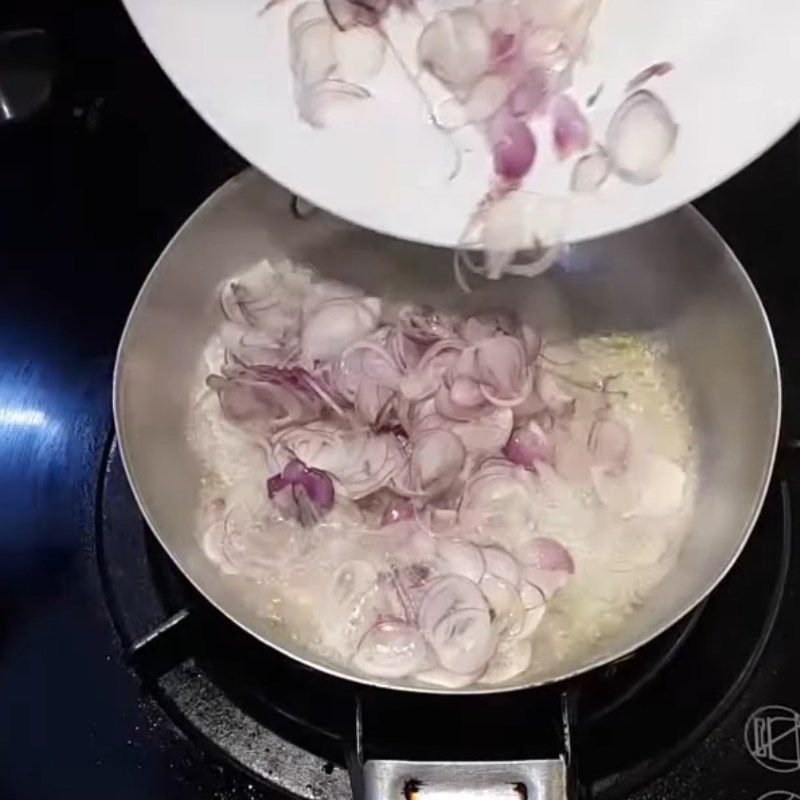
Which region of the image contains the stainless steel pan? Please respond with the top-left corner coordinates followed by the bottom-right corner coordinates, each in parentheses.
top-left (114, 168), bottom-right (780, 702)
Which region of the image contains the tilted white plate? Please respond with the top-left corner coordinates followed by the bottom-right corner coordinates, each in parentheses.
top-left (122, 0), bottom-right (800, 246)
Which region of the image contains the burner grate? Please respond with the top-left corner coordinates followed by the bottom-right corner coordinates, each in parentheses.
top-left (97, 438), bottom-right (791, 800)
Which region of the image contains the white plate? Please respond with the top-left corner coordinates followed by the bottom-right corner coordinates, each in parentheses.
top-left (122, 0), bottom-right (800, 247)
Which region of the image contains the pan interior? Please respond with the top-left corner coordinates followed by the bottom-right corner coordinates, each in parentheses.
top-left (114, 169), bottom-right (780, 694)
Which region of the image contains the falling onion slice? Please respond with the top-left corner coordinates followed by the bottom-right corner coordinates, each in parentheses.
top-left (606, 90), bottom-right (678, 185)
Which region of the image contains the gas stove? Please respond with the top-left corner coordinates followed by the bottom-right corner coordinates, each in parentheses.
top-left (2, 3), bottom-right (800, 800)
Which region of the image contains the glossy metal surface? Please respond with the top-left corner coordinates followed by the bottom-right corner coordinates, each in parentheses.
top-left (362, 759), bottom-right (566, 800)
top-left (114, 168), bottom-right (781, 694)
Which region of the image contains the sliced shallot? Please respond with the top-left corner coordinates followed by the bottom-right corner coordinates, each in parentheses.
top-left (489, 115), bottom-right (537, 181)
top-left (408, 429), bottom-right (467, 497)
top-left (352, 621), bottom-right (429, 678)
top-left (626, 61), bottom-right (674, 92)
top-left (518, 536), bottom-right (575, 573)
top-left (480, 573), bottom-right (525, 638)
top-left (416, 666), bottom-right (483, 688)
top-left (301, 296), bottom-right (380, 362)
top-left (504, 419), bottom-right (554, 466)
top-left (481, 545), bottom-right (521, 585)
top-left (417, 10), bottom-right (492, 91)
top-left (552, 94), bottom-right (590, 160)
top-left (437, 74), bottom-right (510, 130)
top-left (570, 149), bottom-right (609, 193)
top-left (427, 605), bottom-right (495, 674)
top-left (479, 639), bottom-right (533, 684)
top-left (606, 90), bottom-right (678, 185)
top-left (333, 26), bottom-right (387, 83)
top-left (436, 538), bottom-right (486, 584)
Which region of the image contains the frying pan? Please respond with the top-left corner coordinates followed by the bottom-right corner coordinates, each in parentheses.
top-left (114, 168), bottom-right (779, 705)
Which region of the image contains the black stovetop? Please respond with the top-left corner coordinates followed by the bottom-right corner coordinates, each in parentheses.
top-left (2, 3), bottom-right (800, 800)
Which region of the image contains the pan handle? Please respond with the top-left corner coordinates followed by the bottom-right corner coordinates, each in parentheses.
top-left (361, 758), bottom-right (567, 800)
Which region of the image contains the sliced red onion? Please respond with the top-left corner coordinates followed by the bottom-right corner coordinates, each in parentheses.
top-left (408, 429), bottom-right (466, 497)
top-left (400, 339), bottom-right (465, 401)
top-left (460, 315), bottom-right (499, 343)
top-left (477, 0), bottom-right (523, 41)
top-left (208, 367), bottom-right (322, 433)
top-left (290, 17), bottom-right (337, 87)
top-left (481, 545), bottom-right (521, 585)
top-left (297, 79), bottom-right (372, 129)
top-left (324, 0), bottom-right (385, 29)
top-left (518, 536), bottom-right (575, 573)
top-left (381, 498), bottom-right (415, 527)
top-left (552, 94), bottom-right (590, 160)
top-left (457, 191), bottom-right (568, 288)
top-left (588, 416), bottom-right (631, 470)
top-left (518, 579), bottom-right (546, 610)
top-left (554, 432), bottom-right (593, 483)
top-left (508, 68), bottom-right (552, 119)
top-left (267, 458), bottom-right (335, 525)
top-left (301, 296), bottom-right (380, 362)
top-left (590, 463), bottom-right (639, 514)
top-left (516, 602), bottom-right (546, 639)
top-left (396, 305), bottom-right (457, 345)
top-left (417, 9), bottom-right (492, 91)
top-left (521, 324), bottom-right (542, 360)
top-left (521, 24), bottom-right (568, 70)
top-left (634, 454), bottom-right (686, 516)
top-left (426, 406), bottom-right (514, 456)
top-left (416, 666), bottom-right (482, 688)
top-left (606, 90), bottom-right (678, 185)
top-left (511, 389), bottom-right (547, 422)
top-left (521, 564), bottom-right (570, 599)
top-left (449, 376), bottom-right (485, 408)
top-left (352, 620), bottom-right (428, 678)
top-left (329, 559), bottom-right (379, 608)
top-left (570, 148), bottom-right (609, 193)
top-left (289, 1), bottom-right (329, 34)
top-left (535, 370), bottom-right (575, 416)
top-left (425, 604), bottom-right (495, 674)
top-left (333, 26), bottom-right (387, 83)
top-left (490, 30), bottom-right (517, 65)
top-left (435, 379), bottom-right (486, 422)
top-left (417, 575), bottom-right (486, 625)
top-left (479, 639), bottom-right (532, 684)
top-left (504, 419), bottom-right (554, 467)
top-left (274, 424), bottom-right (404, 499)
top-left (457, 458), bottom-right (538, 532)
top-left (480, 574), bottom-right (524, 638)
top-left (473, 335), bottom-right (531, 403)
top-left (436, 539), bottom-right (486, 583)
top-left (436, 74), bottom-right (510, 130)
top-left (626, 61), bottom-right (674, 92)
top-left (489, 116), bottom-right (537, 181)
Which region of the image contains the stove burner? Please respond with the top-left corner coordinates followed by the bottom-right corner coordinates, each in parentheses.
top-left (97, 439), bottom-right (791, 800)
